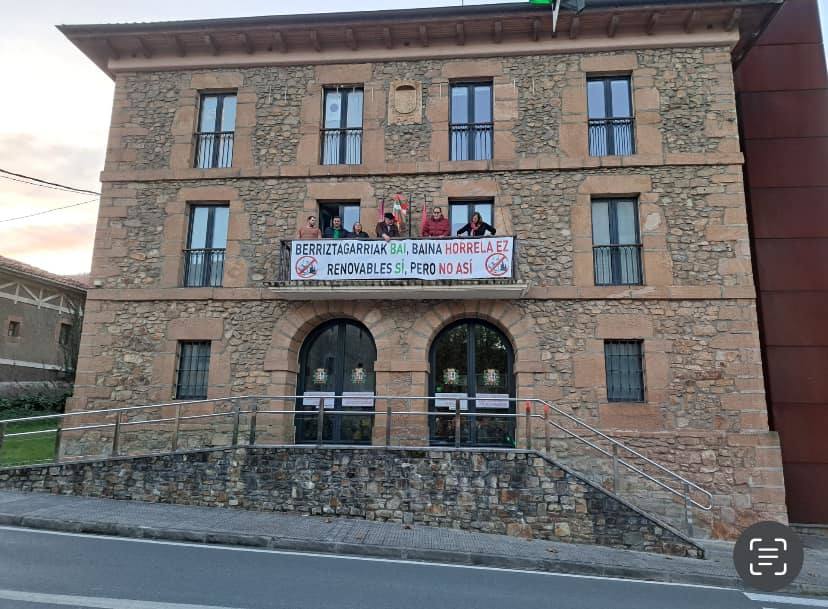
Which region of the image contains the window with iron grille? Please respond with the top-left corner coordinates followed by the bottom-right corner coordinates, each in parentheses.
top-left (450, 82), bottom-right (493, 161)
top-left (183, 204), bottom-right (228, 287)
top-left (591, 198), bottom-right (643, 286)
top-left (194, 93), bottom-right (236, 169)
top-left (604, 340), bottom-right (645, 402)
top-left (7, 320), bottom-right (20, 337)
top-left (175, 341), bottom-right (211, 400)
top-left (58, 323), bottom-right (72, 346)
top-left (587, 76), bottom-right (635, 156)
top-left (321, 87), bottom-right (363, 165)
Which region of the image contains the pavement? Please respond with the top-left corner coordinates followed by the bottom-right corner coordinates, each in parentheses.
top-left (0, 489), bottom-right (826, 598)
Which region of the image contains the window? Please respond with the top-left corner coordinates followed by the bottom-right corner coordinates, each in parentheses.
top-left (321, 87), bottom-right (363, 165)
top-left (587, 76), bottom-right (634, 156)
top-left (194, 92), bottom-right (237, 168)
top-left (450, 82), bottom-right (493, 161)
top-left (605, 340), bottom-right (645, 402)
top-left (183, 205), bottom-right (228, 287)
top-left (58, 323), bottom-right (72, 346)
top-left (7, 321), bottom-right (20, 337)
top-left (449, 201), bottom-right (494, 235)
top-left (175, 341), bottom-right (211, 400)
top-left (319, 202), bottom-right (360, 235)
top-left (591, 198), bottom-right (642, 286)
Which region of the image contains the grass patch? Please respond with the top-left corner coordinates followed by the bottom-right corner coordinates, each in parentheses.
top-left (0, 418), bottom-right (59, 467)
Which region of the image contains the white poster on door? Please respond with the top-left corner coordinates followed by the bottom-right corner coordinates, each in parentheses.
top-left (435, 393), bottom-right (469, 410)
top-left (302, 391), bottom-right (335, 409)
top-left (475, 393), bottom-right (511, 409)
top-left (342, 392), bottom-right (375, 408)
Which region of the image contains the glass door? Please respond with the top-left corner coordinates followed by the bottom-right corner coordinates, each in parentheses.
top-left (296, 320), bottom-right (376, 444)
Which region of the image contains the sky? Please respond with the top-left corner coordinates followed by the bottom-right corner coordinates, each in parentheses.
top-left (2, 0), bottom-right (827, 276)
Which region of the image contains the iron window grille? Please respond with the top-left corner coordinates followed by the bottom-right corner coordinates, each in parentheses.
top-left (587, 76), bottom-right (635, 156)
top-left (183, 205), bottom-right (228, 287)
top-left (592, 198), bottom-right (643, 286)
top-left (450, 82), bottom-right (493, 161)
top-left (604, 340), bottom-right (645, 402)
top-left (194, 93), bottom-right (236, 169)
top-left (321, 87), bottom-right (363, 165)
top-left (175, 341), bottom-right (211, 400)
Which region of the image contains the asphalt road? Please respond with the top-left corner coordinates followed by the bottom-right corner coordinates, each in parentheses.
top-left (0, 527), bottom-right (823, 609)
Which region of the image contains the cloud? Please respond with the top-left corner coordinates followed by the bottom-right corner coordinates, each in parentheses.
top-left (0, 221), bottom-right (95, 275)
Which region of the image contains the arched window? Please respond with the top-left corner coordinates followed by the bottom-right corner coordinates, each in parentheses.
top-left (296, 320), bottom-right (376, 444)
top-left (429, 319), bottom-right (515, 447)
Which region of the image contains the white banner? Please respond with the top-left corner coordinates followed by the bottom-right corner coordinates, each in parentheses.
top-left (290, 237), bottom-right (514, 281)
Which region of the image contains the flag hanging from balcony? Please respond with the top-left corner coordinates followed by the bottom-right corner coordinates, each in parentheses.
top-left (391, 192), bottom-right (409, 233)
top-left (528, 0), bottom-right (562, 32)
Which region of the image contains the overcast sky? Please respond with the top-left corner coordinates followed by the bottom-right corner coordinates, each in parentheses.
top-left (1, 0), bottom-right (827, 275)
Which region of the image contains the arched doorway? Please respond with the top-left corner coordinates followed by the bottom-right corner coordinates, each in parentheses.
top-left (429, 319), bottom-right (515, 447)
top-left (296, 320), bottom-right (376, 444)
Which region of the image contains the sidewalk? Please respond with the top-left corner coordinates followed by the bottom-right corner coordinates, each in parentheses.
top-left (0, 490), bottom-right (825, 596)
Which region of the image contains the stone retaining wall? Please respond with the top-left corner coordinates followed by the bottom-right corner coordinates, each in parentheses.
top-left (0, 446), bottom-right (701, 557)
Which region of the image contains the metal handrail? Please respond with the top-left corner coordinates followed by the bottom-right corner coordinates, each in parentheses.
top-left (0, 394), bottom-right (712, 532)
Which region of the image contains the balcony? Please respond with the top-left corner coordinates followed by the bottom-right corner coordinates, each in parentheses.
top-left (321, 127), bottom-right (362, 165)
top-left (268, 236), bottom-right (528, 300)
top-left (449, 123), bottom-right (493, 161)
top-left (593, 244), bottom-right (643, 286)
top-left (194, 131), bottom-right (234, 169)
top-left (588, 118), bottom-right (635, 157)
top-left (182, 248), bottom-right (225, 287)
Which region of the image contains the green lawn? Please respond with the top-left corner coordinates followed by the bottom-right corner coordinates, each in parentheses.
top-left (0, 418), bottom-right (59, 467)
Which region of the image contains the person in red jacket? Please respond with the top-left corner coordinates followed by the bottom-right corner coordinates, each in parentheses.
top-left (421, 207), bottom-right (451, 237)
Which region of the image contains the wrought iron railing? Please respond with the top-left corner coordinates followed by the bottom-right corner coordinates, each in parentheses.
top-left (450, 122), bottom-right (493, 161)
top-left (320, 128), bottom-right (363, 165)
top-left (194, 131), bottom-right (234, 168)
top-left (593, 244), bottom-right (643, 286)
top-left (182, 248), bottom-right (225, 287)
top-left (588, 117), bottom-right (635, 156)
top-left (0, 395), bottom-right (713, 535)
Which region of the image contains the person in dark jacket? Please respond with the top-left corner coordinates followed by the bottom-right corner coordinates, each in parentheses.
top-left (457, 212), bottom-right (496, 237)
top-left (376, 212), bottom-right (400, 242)
top-left (350, 222), bottom-right (370, 238)
top-left (323, 216), bottom-right (350, 239)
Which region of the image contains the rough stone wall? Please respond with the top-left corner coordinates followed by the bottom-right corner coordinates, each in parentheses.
top-left (93, 164), bottom-right (743, 290)
top-left (0, 447), bottom-right (701, 557)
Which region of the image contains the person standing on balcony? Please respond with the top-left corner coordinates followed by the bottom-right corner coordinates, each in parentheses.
top-left (323, 216), bottom-right (350, 239)
top-left (350, 222), bottom-right (369, 238)
top-left (297, 215), bottom-right (322, 239)
top-left (457, 212), bottom-right (496, 237)
top-left (421, 207), bottom-right (451, 237)
top-left (376, 212), bottom-right (400, 242)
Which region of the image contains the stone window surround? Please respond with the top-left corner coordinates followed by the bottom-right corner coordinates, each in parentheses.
top-left (560, 54), bottom-right (663, 167)
top-left (170, 73), bottom-right (256, 171)
top-left (160, 186), bottom-right (250, 289)
top-left (4, 316), bottom-right (22, 344)
top-left (572, 175), bottom-right (671, 290)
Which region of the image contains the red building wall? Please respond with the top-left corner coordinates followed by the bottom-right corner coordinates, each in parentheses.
top-left (735, 0), bottom-right (828, 523)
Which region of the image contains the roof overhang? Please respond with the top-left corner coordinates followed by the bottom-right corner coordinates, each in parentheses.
top-left (58, 0), bottom-right (782, 79)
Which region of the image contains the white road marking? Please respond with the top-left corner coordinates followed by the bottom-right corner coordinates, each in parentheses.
top-left (746, 593), bottom-right (828, 608)
top-left (0, 588), bottom-right (244, 609)
top-left (0, 525), bottom-right (739, 592)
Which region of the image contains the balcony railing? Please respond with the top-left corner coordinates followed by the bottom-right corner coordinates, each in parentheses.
top-left (593, 244), bottom-right (643, 286)
top-left (182, 248), bottom-right (226, 287)
top-left (321, 128), bottom-right (362, 165)
top-left (588, 118), bottom-right (635, 157)
top-left (194, 131), bottom-right (234, 168)
top-left (450, 123), bottom-right (493, 161)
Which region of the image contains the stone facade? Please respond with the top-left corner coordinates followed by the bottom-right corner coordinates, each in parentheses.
top-left (59, 6), bottom-right (786, 541)
top-left (0, 446), bottom-right (702, 557)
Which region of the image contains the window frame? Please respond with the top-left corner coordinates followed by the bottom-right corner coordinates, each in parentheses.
top-left (174, 341), bottom-right (212, 400)
top-left (604, 339), bottom-right (646, 403)
top-left (183, 203), bottom-right (229, 288)
top-left (449, 81), bottom-right (494, 161)
top-left (195, 91), bottom-right (237, 169)
top-left (58, 323), bottom-right (72, 346)
top-left (318, 201), bottom-right (361, 234)
top-left (591, 197), bottom-right (643, 286)
top-left (587, 75), bottom-right (635, 156)
top-left (321, 86), bottom-right (364, 165)
top-left (448, 199), bottom-right (495, 236)
top-left (7, 320), bottom-right (21, 338)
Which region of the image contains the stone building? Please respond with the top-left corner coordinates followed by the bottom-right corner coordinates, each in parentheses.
top-left (0, 256), bottom-right (86, 384)
top-left (59, 0), bottom-right (791, 537)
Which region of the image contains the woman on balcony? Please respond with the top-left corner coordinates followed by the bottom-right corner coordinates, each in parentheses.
top-left (350, 222), bottom-right (370, 239)
top-left (457, 212), bottom-right (496, 237)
